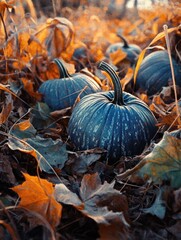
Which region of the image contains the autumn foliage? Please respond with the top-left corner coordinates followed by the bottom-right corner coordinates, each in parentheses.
top-left (0, 0), bottom-right (181, 239)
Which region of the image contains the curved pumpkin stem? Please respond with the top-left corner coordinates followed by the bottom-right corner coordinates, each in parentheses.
top-left (117, 33), bottom-right (129, 48)
top-left (54, 58), bottom-right (71, 78)
top-left (97, 61), bottom-right (124, 105)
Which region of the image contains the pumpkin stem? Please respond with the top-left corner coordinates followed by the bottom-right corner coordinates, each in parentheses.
top-left (54, 58), bottom-right (71, 78)
top-left (97, 61), bottom-right (124, 105)
top-left (117, 33), bottom-right (129, 48)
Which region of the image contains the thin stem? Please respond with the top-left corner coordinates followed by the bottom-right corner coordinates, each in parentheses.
top-left (54, 58), bottom-right (71, 79)
top-left (163, 25), bottom-right (181, 126)
top-left (117, 33), bottom-right (129, 48)
top-left (97, 61), bottom-right (124, 105)
top-left (51, 0), bottom-right (57, 17)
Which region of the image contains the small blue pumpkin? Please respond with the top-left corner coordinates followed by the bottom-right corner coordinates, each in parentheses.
top-left (38, 59), bottom-right (101, 111)
top-left (105, 34), bottom-right (141, 65)
top-left (68, 61), bottom-right (157, 164)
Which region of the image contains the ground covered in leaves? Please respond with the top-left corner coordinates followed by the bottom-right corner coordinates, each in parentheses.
top-left (0, 1), bottom-right (181, 239)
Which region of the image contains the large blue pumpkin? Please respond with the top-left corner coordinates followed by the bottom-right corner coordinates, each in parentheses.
top-left (135, 50), bottom-right (181, 95)
top-left (68, 61), bottom-right (158, 164)
top-left (38, 59), bottom-right (101, 111)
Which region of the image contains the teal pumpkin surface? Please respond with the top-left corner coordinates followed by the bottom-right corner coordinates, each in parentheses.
top-left (135, 51), bottom-right (181, 95)
top-left (68, 61), bottom-right (157, 163)
top-left (38, 59), bottom-right (101, 111)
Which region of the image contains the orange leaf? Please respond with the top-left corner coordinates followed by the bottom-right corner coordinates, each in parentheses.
top-left (0, 83), bottom-right (17, 97)
top-left (0, 94), bottom-right (13, 124)
top-left (21, 77), bottom-right (42, 101)
top-left (11, 173), bottom-right (62, 229)
top-left (109, 49), bottom-right (127, 66)
top-left (15, 119), bottom-right (32, 131)
top-left (34, 17), bottom-right (74, 58)
top-left (121, 67), bottom-right (133, 91)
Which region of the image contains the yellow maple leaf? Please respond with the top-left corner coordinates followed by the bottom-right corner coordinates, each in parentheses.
top-left (12, 173), bottom-right (62, 229)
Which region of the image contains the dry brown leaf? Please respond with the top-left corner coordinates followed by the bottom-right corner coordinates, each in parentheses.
top-left (0, 93), bottom-right (13, 124)
top-left (0, 0), bottom-right (14, 43)
top-left (34, 17), bottom-right (74, 58)
top-left (11, 172), bottom-right (62, 229)
top-left (21, 77), bottom-right (42, 101)
top-left (157, 110), bottom-right (180, 128)
top-left (121, 67), bottom-right (133, 91)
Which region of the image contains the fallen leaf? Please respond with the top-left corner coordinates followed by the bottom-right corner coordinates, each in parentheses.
top-left (0, 93), bottom-right (13, 125)
top-left (121, 67), bottom-right (133, 91)
top-left (109, 48), bottom-right (127, 66)
top-left (0, 0), bottom-right (14, 43)
top-left (135, 130), bottom-right (181, 188)
top-left (30, 102), bottom-right (53, 130)
top-left (55, 173), bottom-right (129, 237)
top-left (34, 17), bottom-right (74, 58)
top-left (68, 148), bottom-right (106, 174)
top-left (11, 173), bottom-right (62, 229)
top-left (21, 77), bottom-right (42, 101)
top-left (8, 120), bottom-right (68, 173)
top-left (142, 187), bottom-right (166, 219)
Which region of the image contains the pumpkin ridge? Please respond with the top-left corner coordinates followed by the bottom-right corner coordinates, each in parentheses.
top-left (76, 100), bottom-right (107, 149)
top-left (106, 107), bottom-right (119, 159)
top-left (86, 102), bottom-right (113, 149)
top-left (146, 70), bottom-right (174, 94)
top-left (98, 105), bottom-right (116, 154)
top-left (75, 75), bottom-right (90, 96)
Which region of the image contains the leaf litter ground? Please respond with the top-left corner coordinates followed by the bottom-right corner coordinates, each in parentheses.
top-left (0, 1), bottom-right (181, 239)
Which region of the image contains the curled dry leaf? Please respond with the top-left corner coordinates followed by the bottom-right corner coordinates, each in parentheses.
top-left (0, 93), bottom-right (13, 125)
top-left (11, 172), bottom-right (62, 229)
top-left (55, 173), bottom-right (129, 238)
top-left (34, 17), bottom-right (74, 58)
top-left (135, 130), bottom-right (181, 189)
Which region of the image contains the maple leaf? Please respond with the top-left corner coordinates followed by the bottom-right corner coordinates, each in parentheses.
top-left (136, 130), bottom-right (181, 188)
top-left (55, 173), bottom-right (129, 239)
top-left (11, 173), bottom-right (62, 229)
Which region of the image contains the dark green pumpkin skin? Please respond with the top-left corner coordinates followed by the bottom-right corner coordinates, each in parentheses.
top-left (38, 60), bottom-right (101, 111)
top-left (68, 90), bottom-right (157, 163)
top-left (135, 51), bottom-right (181, 95)
top-left (106, 42), bottom-right (141, 65)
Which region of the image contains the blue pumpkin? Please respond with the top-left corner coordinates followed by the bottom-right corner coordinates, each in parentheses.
top-left (106, 34), bottom-right (141, 65)
top-left (135, 50), bottom-right (181, 95)
top-left (68, 61), bottom-right (158, 164)
top-left (38, 59), bottom-right (101, 111)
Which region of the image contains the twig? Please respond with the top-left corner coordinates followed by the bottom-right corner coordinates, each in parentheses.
top-left (116, 158), bottom-right (147, 181)
top-left (163, 24), bottom-right (181, 127)
top-left (51, 0), bottom-right (57, 17)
